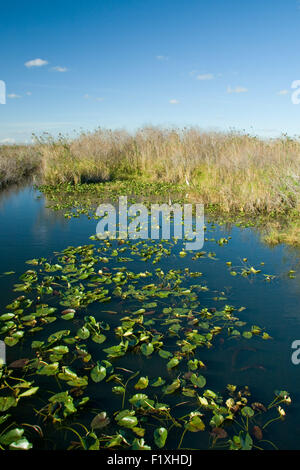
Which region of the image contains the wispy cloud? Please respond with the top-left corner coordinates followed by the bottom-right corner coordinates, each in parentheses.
top-left (227, 86), bottom-right (248, 94)
top-left (84, 94), bottom-right (104, 102)
top-left (25, 58), bottom-right (48, 68)
top-left (277, 89), bottom-right (289, 95)
top-left (52, 66), bottom-right (68, 72)
top-left (156, 55), bottom-right (168, 61)
top-left (7, 93), bottom-right (21, 99)
top-left (26, 91), bottom-right (32, 96)
top-left (196, 73), bottom-right (214, 80)
top-left (169, 99), bottom-right (179, 104)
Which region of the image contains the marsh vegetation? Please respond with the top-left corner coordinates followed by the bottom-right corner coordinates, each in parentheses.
top-left (0, 129), bottom-right (299, 450)
top-left (2, 127), bottom-right (300, 244)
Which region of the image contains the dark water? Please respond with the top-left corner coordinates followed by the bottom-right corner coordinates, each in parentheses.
top-left (0, 185), bottom-right (300, 449)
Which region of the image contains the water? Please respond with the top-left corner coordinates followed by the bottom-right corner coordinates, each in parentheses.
top-left (0, 185), bottom-right (300, 449)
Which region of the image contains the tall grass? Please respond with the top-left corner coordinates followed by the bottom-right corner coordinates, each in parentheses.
top-left (37, 127), bottom-right (300, 216)
top-left (0, 144), bottom-right (40, 188)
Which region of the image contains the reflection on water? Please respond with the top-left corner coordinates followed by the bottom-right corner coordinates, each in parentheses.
top-left (0, 185), bottom-right (300, 449)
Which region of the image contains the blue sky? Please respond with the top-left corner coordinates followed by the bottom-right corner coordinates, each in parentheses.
top-left (1, 0), bottom-right (300, 142)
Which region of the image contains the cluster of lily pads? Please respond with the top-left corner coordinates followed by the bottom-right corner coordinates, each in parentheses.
top-left (0, 230), bottom-right (291, 450)
top-left (37, 181), bottom-right (188, 220)
top-left (37, 181), bottom-right (279, 236)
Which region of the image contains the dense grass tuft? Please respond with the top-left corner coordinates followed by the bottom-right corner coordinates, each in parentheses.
top-left (0, 144), bottom-right (40, 188)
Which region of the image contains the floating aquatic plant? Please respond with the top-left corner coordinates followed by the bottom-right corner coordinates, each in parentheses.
top-left (0, 233), bottom-right (291, 450)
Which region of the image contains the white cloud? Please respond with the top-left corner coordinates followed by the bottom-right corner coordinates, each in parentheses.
top-left (25, 58), bottom-right (48, 68)
top-left (156, 55), bottom-right (168, 61)
top-left (26, 91), bottom-right (32, 96)
top-left (227, 86), bottom-right (248, 94)
top-left (0, 138), bottom-right (15, 144)
top-left (52, 66), bottom-right (68, 72)
top-left (169, 99), bottom-right (179, 104)
top-left (196, 73), bottom-right (214, 80)
top-left (7, 93), bottom-right (21, 99)
top-left (277, 89), bottom-right (289, 95)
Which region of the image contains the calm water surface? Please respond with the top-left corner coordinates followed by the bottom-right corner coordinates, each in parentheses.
top-left (0, 185), bottom-right (300, 449)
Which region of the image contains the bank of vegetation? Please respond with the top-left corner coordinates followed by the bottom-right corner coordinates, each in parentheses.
top-left (1, 127), bottom-right (300, 244)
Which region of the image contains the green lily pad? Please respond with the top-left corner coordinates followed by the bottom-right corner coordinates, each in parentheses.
top-left (154, 427), bottom-right (168, 448)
